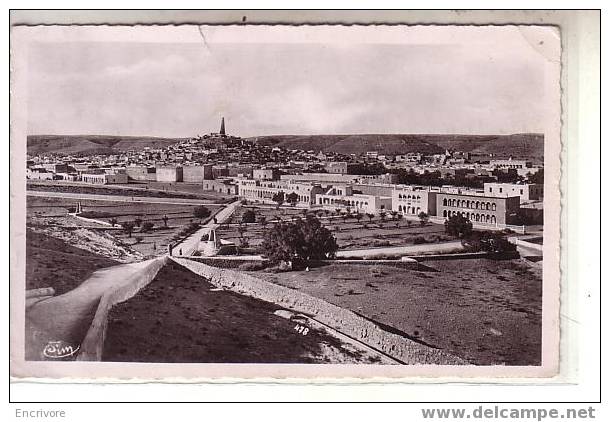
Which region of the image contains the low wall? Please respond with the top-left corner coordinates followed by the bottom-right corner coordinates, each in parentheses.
top-left (77, 256), bottom-right (168, 361)
top-left (171, 257), bottom-right (465, 365)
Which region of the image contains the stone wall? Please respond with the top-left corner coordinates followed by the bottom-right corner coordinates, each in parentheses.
top-left (170, 257), bottom-right (465, 365)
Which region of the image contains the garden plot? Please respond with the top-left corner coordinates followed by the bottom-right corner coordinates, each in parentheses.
top-left (215, 205), bottom-right (451, 250)
top-left (27, 196), bottom-right (221, 257)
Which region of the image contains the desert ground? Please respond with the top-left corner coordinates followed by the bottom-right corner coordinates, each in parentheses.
top-left (103, 261), bottom-right (383, 364)
top-left (252, 259), bottom-right (542, 365)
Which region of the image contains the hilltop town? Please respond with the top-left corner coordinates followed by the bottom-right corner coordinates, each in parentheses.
top-left (25, 118), bottom-right (545, 366)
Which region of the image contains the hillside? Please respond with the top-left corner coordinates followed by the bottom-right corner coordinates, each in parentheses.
top-left (249, 133), bottom-right (544, 159)
top-left (27, 135), bottom-right (184, 156)
top-left (248, 134), bottom-right (445, 155)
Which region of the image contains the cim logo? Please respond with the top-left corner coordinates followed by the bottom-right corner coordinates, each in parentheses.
top-left (42, 341), bottom-right (80, 359)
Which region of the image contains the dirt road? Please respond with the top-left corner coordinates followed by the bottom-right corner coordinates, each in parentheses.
top-left (27, 190), bottom-right (226, 206)
top-left (24, 257), bottom-right (166, 361)
top-left (336, 240), bottom-right (465, 258)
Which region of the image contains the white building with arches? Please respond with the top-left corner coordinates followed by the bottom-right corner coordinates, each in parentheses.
top-left (436, 192), bottom-right (521, 226)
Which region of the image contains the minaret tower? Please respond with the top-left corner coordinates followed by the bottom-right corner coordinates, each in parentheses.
top-left (219, 117), bottom-right (226, 136)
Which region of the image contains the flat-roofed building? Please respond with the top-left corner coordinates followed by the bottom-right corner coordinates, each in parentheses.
top-left (126, 166), bottom-right (156, 181)
top-left (253, 168), bottom-right (279, 180)
top-left (483, 182), bottom-right (543, 202)
top-left (82, 173), bottom-right (128, 185)
top-left (392, 186), bottom-right (438, 217)
top-left (202, 178), bottom-right (238, 195)
top-left (238, 179), bottom-right (325, 207)
top-left (156, 165), bottom-right (183, 182)
top-left (324, 161), bottom-right (358, 174)
top-left (26, 168), bottom-right (54, 180)
top-left (436, 191), bottom-right (521, 226)
top-left (183, 165), bottom-right (208, 183)
top-left (490, 158), bottom-right (532, 169)
top-left (316, 185), bottom-right (391, 213)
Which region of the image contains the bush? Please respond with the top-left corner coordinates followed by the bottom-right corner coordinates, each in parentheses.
top-left (241, 209), bottom-right (256, 224)
top-left (141, 221), bottom-right (154, 232)
top-left (238, 262), bottom-right (266, 271)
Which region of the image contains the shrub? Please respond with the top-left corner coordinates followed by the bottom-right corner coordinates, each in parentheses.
top-left (141, 221), bottom-right (154, 232)
top-left (193, 205), bottom-right (211, 222)
top-left (238, 262), bottom-right (266, 271)
top-left (241, 209), bottom-right (256, 224)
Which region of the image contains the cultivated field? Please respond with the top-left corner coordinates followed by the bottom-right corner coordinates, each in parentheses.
top-left (253, 259), bottom-right (542, 365)
top-left (216, 204), bottom-right (450, 250)
top-left (27, 180), bottom-right (232, 202)
top-left (103, 261), bottom-right (381, 363)
top-left (27, 196), bottom-right (222, 256)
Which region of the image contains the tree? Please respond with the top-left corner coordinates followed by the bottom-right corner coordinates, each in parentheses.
top-left (193, 205), bottom-right (211, 222)
top-left (108, 218), bottom-right (118, 227)
top-left (462, 232), bottom-right (517, 254)
top-left (390, 210), bottom-right (398, 221)
top-left (529, 168), bottom-right (544, 184)
top-left (259, 215), bottom-right (268, 229)
top-left (355, 212), bottom-right (363, 224)
top-left (406, 219), bottom-right (412, 228)
top-left (366, 213), bottom-right (375, 223)
top-left (418, 212), bottom-right (429, 226)
top-left (261, 215), bottom-right (338, 269)
top-left (341, 212), bottom-right (348, 223)
top-left (379, 211), bottom-right (387, 223)
top-left (241, 209), bottom-right (256, 224)
top-left (134, 217), bottom-right (143, 228)
top-left (272, 191), bottom-right (285, 209)
top-left (121, 221), bottom-right (135, 238)
top-left (141, 221), bottom-right (154, 232)
top-left (162, 214), bottom-right (169, 228)
top-left (445, 214), bottom-right (473, 238)
top-left (286, 192), bottom-right (299, 206)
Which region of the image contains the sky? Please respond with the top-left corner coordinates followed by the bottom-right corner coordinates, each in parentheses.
top-left (25, 26), bottom-right (558, 138)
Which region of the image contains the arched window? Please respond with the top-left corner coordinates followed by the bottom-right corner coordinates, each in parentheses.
top-left (443, 210), bottom-right (447, 217)
top-left (486, 214), bottom-right (491, 223)
top-left (491, 203), bottom-right (496, 211)
top-left (443, 198), bottom-right (448, 206)
top-left (486, 202), bottom-right (490, 210)
top-left (476, 201), bottom-right (480, 209)
top-left (491, 215), bottom-right (497, 224)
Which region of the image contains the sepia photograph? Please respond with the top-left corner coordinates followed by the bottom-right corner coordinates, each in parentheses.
top-left (10, 21), bottom-right (562, 380)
